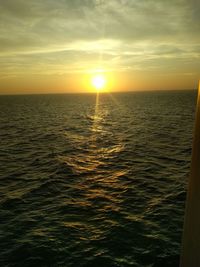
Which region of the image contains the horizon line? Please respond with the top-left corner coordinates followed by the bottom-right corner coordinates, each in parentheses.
top-left (0, 88), bottom-right (197, 96)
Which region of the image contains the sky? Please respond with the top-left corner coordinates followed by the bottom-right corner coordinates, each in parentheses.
top-left (0, 0), bottom-right (199, 94)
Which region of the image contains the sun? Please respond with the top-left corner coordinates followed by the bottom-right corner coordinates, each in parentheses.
top-left (91, 74), bottom-right (106, 91)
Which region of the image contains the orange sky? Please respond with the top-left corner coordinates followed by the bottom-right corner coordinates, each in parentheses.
top-left (0, 0), bottom-right (199, 94)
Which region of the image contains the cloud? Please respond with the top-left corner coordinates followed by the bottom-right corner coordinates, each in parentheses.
top-left (0, 0), bottom-right (199, 91)
top-left (0, 0), bottom-right (199, 51)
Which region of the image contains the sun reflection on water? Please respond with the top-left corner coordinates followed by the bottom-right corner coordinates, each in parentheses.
top-left (59, 91), bottom-right (126, 179)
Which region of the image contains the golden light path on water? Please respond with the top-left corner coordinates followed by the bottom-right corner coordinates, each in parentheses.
top-left (59, 89), bottom-right (127, 185)
top-left (1, 89), bottom-right (193, 267)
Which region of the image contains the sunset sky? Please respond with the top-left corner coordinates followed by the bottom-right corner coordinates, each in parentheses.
top-left (0, 0), bottom-right (199, 94)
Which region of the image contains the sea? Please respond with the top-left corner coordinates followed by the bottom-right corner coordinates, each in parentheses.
top-left (0, 90), bottom-right (197, 267)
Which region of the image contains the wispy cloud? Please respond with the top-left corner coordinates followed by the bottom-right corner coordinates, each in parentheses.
top-left (0, 0), bottom-right (199, 92)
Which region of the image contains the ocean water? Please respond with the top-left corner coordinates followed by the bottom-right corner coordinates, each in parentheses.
top-left (0, 90), bottom-right (197, 267)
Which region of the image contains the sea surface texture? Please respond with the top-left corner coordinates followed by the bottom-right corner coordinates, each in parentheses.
top-left (0, 90), bottom-right (196, 267)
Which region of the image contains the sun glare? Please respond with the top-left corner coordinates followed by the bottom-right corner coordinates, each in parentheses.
top-left (91, 74), bottom-right (106, 91)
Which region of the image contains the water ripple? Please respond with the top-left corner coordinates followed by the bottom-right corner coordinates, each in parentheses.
top-left (0, 91), bottom-right (196, 266)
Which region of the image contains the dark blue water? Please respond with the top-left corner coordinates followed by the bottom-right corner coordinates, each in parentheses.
top-left (0, 90), bottom-right (197, 267)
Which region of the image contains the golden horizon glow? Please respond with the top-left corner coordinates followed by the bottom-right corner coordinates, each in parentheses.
top-left (91, 74), bottom-right (106, 91)
top-left (0, 1), bottom-right (199, 94)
